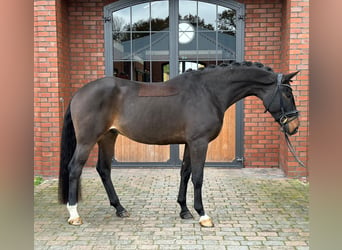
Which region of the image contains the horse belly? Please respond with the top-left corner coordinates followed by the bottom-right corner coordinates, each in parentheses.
top-left (114, 123), bottom-right (186, 145)
top-left (111, 110), bottom-right (185, 144)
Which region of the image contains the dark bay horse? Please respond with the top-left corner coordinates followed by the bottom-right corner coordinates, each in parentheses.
top-left (58, 61), bottom-right (300, 227)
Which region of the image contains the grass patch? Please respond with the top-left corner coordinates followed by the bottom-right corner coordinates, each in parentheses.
top-left (34, 176), bottom-right (44, 186)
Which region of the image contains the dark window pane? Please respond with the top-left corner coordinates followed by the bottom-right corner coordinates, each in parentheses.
top-left (132, 61), bottom-right (150, 82)
top-left (151, 61), bottom-right (168, 82)
top-left (197, 59), bottom-right (216, 68)
top-left (132, 3), bottom-right (150, 31)
top-left (112, 7), bottom-right (130, 32)
top-left (114, 61), bottom-right (131, 79)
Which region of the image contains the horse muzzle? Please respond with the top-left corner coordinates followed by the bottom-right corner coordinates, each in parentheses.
top-left (280, 116), bottom-right (300, 135)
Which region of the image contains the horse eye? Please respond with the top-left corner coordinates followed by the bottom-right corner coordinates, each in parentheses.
top-left (283, 91), bottom-right (292, 99)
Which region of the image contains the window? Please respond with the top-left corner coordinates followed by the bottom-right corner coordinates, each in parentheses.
top-left (112, 1), bottom-right (169, 82)
top-left (106, 0), bottom-right (243, 81)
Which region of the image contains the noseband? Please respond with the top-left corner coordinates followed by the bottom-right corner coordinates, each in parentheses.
top-left (264, 74), bottom-right (299, 128)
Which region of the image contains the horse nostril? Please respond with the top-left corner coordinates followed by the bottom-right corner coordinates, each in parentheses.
top-left (290, 127), bottom-right (298, 135)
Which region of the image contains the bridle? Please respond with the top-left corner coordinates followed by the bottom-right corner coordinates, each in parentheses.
top-left (264, 74), bottom-right (299, 130)
top-left (264, 74), bottom-right (306, 169)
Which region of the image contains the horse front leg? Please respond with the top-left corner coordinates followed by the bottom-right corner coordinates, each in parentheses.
top-left (96, 130), bottom-right (129, 218)
top-left (177, 144), bottom-right (194, 219)
top-left (189, 140), bottom-right (214, 227)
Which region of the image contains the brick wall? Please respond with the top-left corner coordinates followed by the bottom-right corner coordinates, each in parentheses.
top-left (34, 0), bottom-right (309, 178)
top-left (240, 0), bottom-right (308, 177)
top-left (280, 0), bottom-right (309, 177)
top-left (242, 0), bottom-right (283, 168)
top-left (34, 0), bottom-right (61, 176)
top-left (68, 0), bottom-right (107, 167)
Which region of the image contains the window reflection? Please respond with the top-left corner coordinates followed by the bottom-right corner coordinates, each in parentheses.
top-left (112, 1), bottom-right (170, 82)
top-left (132, 32), bottom-right (150, 61)
top-left (179, 61), bottom-right (205, 73)
top-left (112, 7), bottom-right (130, 32)
top-left (151, 1), bottom-right (169, 31)
top-left (132, 3), bottom-right (150, 31)
top-left (151, 32), bottom-right (169, 60)
top-left (179, 1), bottom-right (197, 24)
top-left (114, 61), bottom-right (130, 79)
top-left (113, 32), bottom-right (130, 61)
top-left (198, 1), bottom-right (216, 30)
top-left (219, 31), bottom-right (236, 59)
top-left (112, 1), bottom-right (236, 82)
top-left (178, 0), bottom-right (236, 67)
top-left (218, 6), bottom-right (236, 35)
top-left (178, 1), bottom-right (236, 33)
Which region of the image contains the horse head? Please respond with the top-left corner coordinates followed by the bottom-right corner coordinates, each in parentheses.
top-left (263, 71), bottom-right (300, 136)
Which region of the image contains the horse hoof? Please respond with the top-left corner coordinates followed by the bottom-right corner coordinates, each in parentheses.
top-left (68, 217), bottom-right (83, 226)
top-left (180, 211), bottom-right (194, 219)
top-left (116, 210), bottom-right (130, 218)
top-left (199, 215), bottom-right (214, 228)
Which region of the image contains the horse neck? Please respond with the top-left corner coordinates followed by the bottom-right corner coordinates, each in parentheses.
top-left (204, 69), bottom-right (274, 111)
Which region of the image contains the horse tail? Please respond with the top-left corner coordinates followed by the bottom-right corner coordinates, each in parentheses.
top-left (58, 103), bottom-right (77, 204)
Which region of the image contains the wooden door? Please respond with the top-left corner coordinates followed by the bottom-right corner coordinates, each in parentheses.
top-left (114, 105), bottom-right (236, 164)
top-left (179, 105), bottom-right (236, 163)
top-left (114, 137), bottom-right (170, 162)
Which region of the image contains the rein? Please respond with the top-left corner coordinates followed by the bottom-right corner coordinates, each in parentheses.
top-left (265, 74), bottom-right (306, 169)
top-left (284, 132), bottom-right (306, 168)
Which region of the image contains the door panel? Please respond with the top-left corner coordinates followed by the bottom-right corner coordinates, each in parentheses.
top-left (115, 136), bottom-right (170, 162)
top-left (179, 105), bottom-right (236, 162)
top-left (207, 105), bottom-right (236, 162)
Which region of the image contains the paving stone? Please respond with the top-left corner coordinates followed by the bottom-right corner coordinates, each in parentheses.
top-left (34, 168), bottom-right (309, 249)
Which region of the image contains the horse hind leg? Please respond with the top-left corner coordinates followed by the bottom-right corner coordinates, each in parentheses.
top-left (67, 143), bottom-right (94, 225)
top-left (96, 130), bottom-right (129, 218)
top-left (177, 144), bottom-right (194, 219)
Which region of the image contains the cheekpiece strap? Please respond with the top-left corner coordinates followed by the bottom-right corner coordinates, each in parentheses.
top-left (277, 73), bottom-right (283, 85)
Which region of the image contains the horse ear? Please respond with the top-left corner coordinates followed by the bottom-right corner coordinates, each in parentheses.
top-left (284, 71), bottom-right (300, 81)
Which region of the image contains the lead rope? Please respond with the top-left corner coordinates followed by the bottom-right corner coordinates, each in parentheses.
top-left (284, 132), bottom-right (307, 180)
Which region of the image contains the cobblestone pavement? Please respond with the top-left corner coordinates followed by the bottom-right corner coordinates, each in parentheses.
top-left (34, 168), bottom-right (309, 249)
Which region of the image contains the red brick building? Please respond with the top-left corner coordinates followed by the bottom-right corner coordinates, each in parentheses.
top-left (34, 0), bottom-right (309, 178)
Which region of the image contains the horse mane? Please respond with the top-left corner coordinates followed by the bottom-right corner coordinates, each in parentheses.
top-left (188, 60), bottom-right (274, 73)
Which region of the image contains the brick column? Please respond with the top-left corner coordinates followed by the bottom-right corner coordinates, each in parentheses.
top-left (34, 0), bottom-right (59, 176)
top-left (243, 1), bottom-right (283, 168)
top-left (34, 0), bottom-right (71, 176)
top-left (280, 0), bottom-right (309, 178)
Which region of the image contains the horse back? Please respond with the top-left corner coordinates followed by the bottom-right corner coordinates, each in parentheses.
top-left (137, 83), bottom-right (179, 97)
